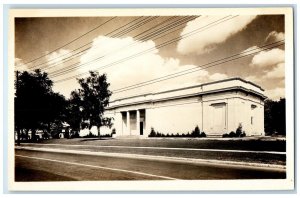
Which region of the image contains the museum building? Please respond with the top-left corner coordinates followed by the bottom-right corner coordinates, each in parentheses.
top-left (100, 78), bottom-right (266, 137)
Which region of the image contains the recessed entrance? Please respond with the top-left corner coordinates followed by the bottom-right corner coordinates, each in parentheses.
top-left (140, 122), bottom-right (143, 135)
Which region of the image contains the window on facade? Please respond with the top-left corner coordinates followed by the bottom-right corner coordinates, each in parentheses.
top-left (251, 104), bottom-right (257, 109)
top-left (251, 116), bottom-right (254, 125)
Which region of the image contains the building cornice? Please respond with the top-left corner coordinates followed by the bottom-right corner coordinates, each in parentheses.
top-left (107, 85), bottom-right (266, 110)
top-left (111, 77), bottom-right (264, 103)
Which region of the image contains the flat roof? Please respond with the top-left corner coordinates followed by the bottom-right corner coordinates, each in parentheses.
top-left (111, 77), bottom-right (265, 103)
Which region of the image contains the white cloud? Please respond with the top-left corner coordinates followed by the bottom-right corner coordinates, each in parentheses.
top-left (45, 49), bottom-right (73, 71)
top-left (245, 75), bottom-right (261, 84)
top-left (264, 62), bottom-right (285, 79)
top-left (77, 36), bottom-right (197, 99)
top-left (265, 31), bottom-right (285, 43)
top-left (209, 73), bottom-right (228, 81)
top-left (52, 35), bottom-right (230, 99)
top-left (15, 58), bottom-right (29, 71)
top-left (15, 58), bottom-right (24, 66)
top-left (251, 48), bottom-right (285, 68)
top-left (265, 87), bottom-right (285, 101)
top-left (177, 15), bottom-right (256, 55)
top-left (242, 46), bottom-right (259, 56)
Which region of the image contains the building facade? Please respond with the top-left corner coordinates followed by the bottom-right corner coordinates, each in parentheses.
top-left (100, 78), bottom-right (266, 137)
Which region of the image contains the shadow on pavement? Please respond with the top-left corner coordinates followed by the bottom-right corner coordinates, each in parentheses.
top-left (80, 138), bottom-right (113, 142)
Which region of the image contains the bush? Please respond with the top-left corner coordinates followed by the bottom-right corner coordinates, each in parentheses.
top-left (149, 127), bottom-right (156, 137)
top-left (148, 126), bottom-right (206, 138)
top-left (222, 133), bottom-right (229, 138)
top-left (236, 123), bottom-right (243, 137)
top-left (222, 128), bottom-right (247, 138)
top-left (191, 126), bottom-right (201, 137)
top-left (200, 132), bottom-right (206, 137)
top-left (240, 131), bottom-right (246, 137)
top-left (228, 131), bottom-right (236, 137)
top-left (111, 128), bottom-right (116, 134)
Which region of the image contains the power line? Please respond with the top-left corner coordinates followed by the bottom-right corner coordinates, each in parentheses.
top-left (52, 15), bottom-right (235, 82)
top-left (21, 17), bottom-right (117, 66)
top-left (28, 16), bottom-right (147, 70)
top-left (51, 15), bottom-right (232, 80)
top-left (111, 41), bottom-right (284, 94)
top-left (47, 16), bottom-right (196, 76)
top-left (30, 16), bottom-right (193, 71)
top-left (40, 16), bottom-right (175, 71)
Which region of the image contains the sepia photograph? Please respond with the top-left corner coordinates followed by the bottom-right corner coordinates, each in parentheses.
top-left (7, 7), bottom-right (294, 191)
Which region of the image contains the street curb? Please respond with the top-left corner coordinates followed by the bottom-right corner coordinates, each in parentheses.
top-left (20, 143), bottom-right (286, 155)
top-left (15, 146), bottom-right (286, 171)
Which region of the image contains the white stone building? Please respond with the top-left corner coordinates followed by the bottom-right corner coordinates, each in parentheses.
top-left (101, 78), bottom-right (266, 137)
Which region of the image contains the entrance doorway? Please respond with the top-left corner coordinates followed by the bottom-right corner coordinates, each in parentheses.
top-left (140, 122), bottom-right (143, 135)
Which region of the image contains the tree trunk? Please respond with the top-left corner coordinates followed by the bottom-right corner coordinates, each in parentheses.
top-left (97, 126), bottom-right (101, 139)
top-left (17, 129), bottom-right (20, 146)
top-left (47, 123), bottom-right (51, 134)
top-left (32, 129), bottom-right (36, 141)
top-left (25, 129), bottom-right (29, 140)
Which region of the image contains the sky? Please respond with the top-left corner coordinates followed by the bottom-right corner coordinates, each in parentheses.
top-left (14, 15), bottom-right (285, 100)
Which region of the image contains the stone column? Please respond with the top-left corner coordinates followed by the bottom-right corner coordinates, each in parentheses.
top-left (136, 110), bottom-right (140, 135)
top-left (127, 111), bottom-right (130, 135)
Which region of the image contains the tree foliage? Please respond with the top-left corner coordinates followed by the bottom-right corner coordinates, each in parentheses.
top-left (65, 91), bottom-right (82, 132)
top-left (74, 71), bottom-right (112, 137)
top-left (264, 98), bottom-right (286, 135)
top-left (15, 69), bottom-right (67, 141)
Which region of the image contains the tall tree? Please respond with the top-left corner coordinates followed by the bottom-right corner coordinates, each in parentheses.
top-left (264, 98), bottom-right (286, 135)
top-left (15, 69), bottom-right (66, 142)
top-left (75, 71), bottom-right (112, 138)
top-left (65, 91), bottom-right (83, 134)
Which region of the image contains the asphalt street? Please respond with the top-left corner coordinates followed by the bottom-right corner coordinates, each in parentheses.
top-left (18, 142), bottom-right (286, 165)
top-left (15, 149), bottom-right (286, 181)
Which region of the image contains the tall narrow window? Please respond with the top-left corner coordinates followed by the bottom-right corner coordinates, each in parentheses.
top-left (251, 116), bottom-right (254, 125)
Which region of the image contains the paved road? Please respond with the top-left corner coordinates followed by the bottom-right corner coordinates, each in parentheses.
top-left (15, 149), bottom-right (286, 181)
top-left (18, 143), bottom-right (286, 165)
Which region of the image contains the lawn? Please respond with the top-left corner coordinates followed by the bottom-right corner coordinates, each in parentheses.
top-left (33, 136), bottom-right (286, 152)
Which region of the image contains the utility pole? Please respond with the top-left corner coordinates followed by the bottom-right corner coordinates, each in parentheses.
top-left (16, 71), bottom-right (20, 146)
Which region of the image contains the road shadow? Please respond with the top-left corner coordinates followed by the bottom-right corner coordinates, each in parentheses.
top-left (80, 138), bottom-right (113, 142)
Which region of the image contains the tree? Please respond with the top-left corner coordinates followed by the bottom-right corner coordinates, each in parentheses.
top-left (264, 98), bottom-right (286, 136)
top-left (75, 71), bottom-right (112, 138)
top-left (15, 69), bottom-right (66, 143)
top-left (191, 125), bottom-right (201, 137)
top-left (65, 91), bottom-right (82, 134)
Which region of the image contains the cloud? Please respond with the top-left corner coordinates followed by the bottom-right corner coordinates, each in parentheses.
top-left (265, 31), bottom-right (285, 43)
top-left (51, 35), bottom-right (229, 99)
top-left (242, 46), bottom-right (259, 56)
top-left (251, 48), bottom-right (284, 68)
top-left (264, 62), bottom-right (285, 79)
top-left (79, 36), bottom-right (198, 98)
top-left (265, 87), bottom-right (285, 101)
top-left (15, 57), bottom-right (25, 66)
top-left (209, 73), bottom-right (228, 81)
top-left (15, 58), bottom-right (29, 71)
top-left (45, 49), bottom-right (73, 72)
top-left (245, 75), bottom-right (261, 84)
top-left (177, 15), bottom-right (256, 55)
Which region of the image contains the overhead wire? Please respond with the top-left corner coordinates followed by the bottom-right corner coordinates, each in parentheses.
top-left (21, 17), bottom-right (117, 66)
top-left (51, 15), bottom-right (236, 81)
top-left (111, 40), bottom-right (284, 94)
top-left (27, 16), bottom-right (147, 70)
top-left (30, 16), bottom-right (194, 71)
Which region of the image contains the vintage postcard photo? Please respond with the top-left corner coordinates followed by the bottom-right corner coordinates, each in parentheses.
top-left (7, 7), bottom-right (294, 191)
